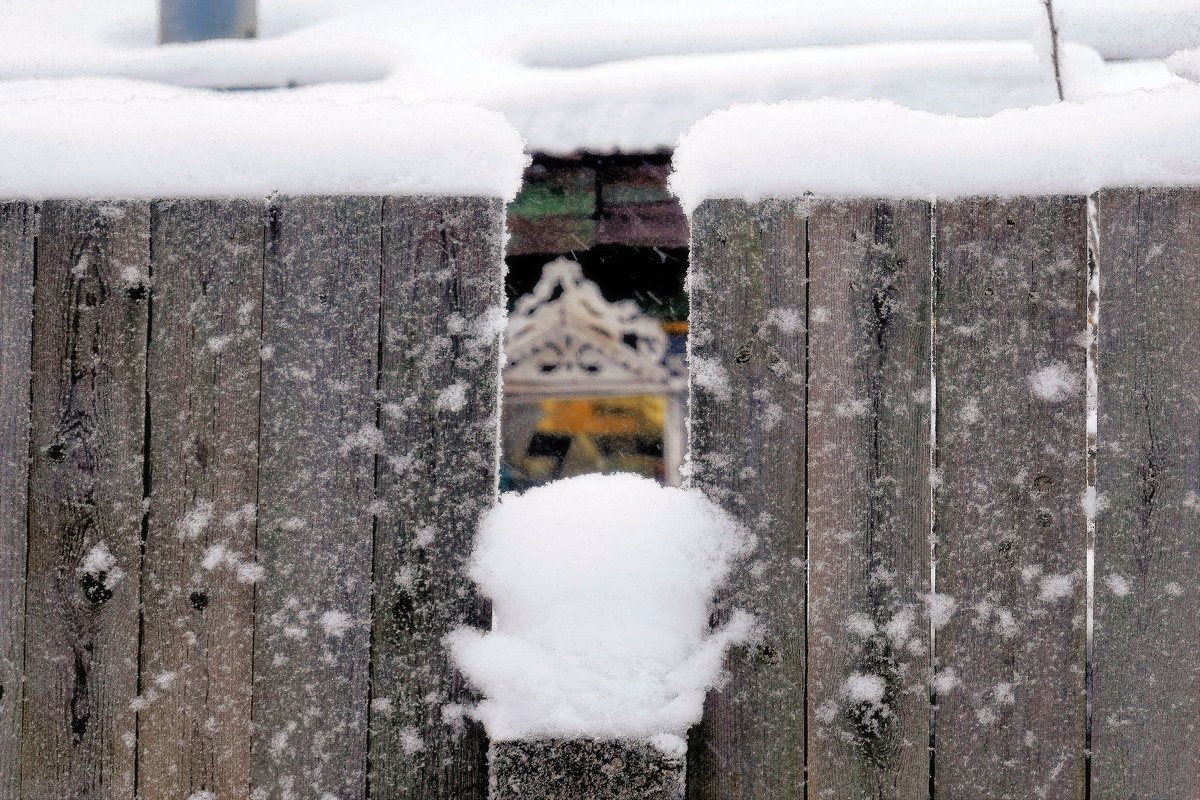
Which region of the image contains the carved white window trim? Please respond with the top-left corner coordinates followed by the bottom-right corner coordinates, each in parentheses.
top-left (503, 257), bottom-right (685, 398)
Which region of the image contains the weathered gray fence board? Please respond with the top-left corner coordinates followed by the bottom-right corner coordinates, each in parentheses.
top-left (1091, 188), bottom-right (1200, 799)
top-left (368, 196), bottom-right (503, 799)
top-left (21, 200), bottom-right (150, 800)
top-left (0, 202), bottom-right (35, 799)
top-left (806, 200), bottom-right (932, 800)
top-left (686, 200), bottom-right (807, 800)
top-left (490, 740), bottom-right (685, 800)
top-left (251, 196), bottom-right (380, 799)
top-left (933, 196), bottom-right (1087, 800)
top-left (138, 200), bottom-right (263, 799)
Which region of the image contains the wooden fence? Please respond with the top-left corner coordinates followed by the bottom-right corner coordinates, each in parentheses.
top-left (2, 188), bottom-right (1198, 800)
top-left (0, 196), bottom-right (504, 800)
top-left (688, 187), bottom-right (1200, 800)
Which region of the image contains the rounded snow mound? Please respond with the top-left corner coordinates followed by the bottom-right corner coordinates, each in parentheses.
top-left (447, 473), bottom-right (753, 742)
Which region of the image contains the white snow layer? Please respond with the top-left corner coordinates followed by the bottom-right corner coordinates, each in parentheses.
top-left (0, 80), bottom-right (528, 199)
top-left (446, 473), bottom-right (753, 741)
top-left (670, 84), bottom-right (1200, 210)
top-left (1169, 47), bottom-right (1200, 82)
top-left (1, 0), bottom-right (1196, 154)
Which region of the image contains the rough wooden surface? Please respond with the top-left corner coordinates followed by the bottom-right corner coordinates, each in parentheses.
top-left (686, 199), bottom-right (807, 800)
top-left (138, 200), bottom-right (263, 799)
top-left (1091, 188), bottom-right (1200, 799)
top-left (250, 196), bottom-right (380, 799)
top-left (933, 196), bottom-right (1087, 800)
top-left (0, 202), bottom-right (35, 799)
top-left (21, 200), bottom-right (150, 800)
top-left (368, 196), bottom-right (504, 799)
top-left (490, 740), bottom-right (685, 800)
top-left (806, 200), bottom-right (932, 800)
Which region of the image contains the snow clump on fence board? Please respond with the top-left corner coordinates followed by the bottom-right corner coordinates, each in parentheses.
top-left (447, 473), bottom-right (753, 745)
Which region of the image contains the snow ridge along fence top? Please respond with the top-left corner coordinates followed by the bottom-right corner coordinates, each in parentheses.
top-left (3, 188), bottom-right (1200, 800)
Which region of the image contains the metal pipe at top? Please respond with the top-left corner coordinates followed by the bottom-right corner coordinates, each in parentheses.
top-left (159, 0), bottom-right (256, 44)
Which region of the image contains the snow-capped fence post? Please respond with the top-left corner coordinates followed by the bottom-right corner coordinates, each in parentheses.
top-left (932, 196), bottom-right (1088, 799)
top-left (444, 475), bottom-right (750, 800)
top-left (0, 96), bottom-right (524, 799)
top-left (0, 202), bottom-right (34, 800)
top-left (671, 96), bottom-right (1200, 800)
top-left (1091, 188), bottom-right (1200, 799)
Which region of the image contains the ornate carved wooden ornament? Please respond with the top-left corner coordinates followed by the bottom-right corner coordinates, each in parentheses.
top-left (503, 258), bottom-right (684, 397)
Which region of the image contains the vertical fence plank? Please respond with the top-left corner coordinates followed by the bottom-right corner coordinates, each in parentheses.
top-left (806, 200), bottom-right (932, 800)
top-left (686, 199), bottom-right (807, 800)
top-left (1092, 188), bottom-right (1200, 799)
top-left (368, 196), bottom-right (504, 799)
top-left (251, 196), bottom-right (380, 799)
top-left (0, 202), bottom-right (35, 799)
top-left (138, 200), bottom-right (263, 799)
top-left (933, 196), bottom-right (1087, 800)
top-left (21, 200), bottom-right (150, 800)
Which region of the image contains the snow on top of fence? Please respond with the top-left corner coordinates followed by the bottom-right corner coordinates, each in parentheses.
top-left (0, 80), bottom-right (529, 200)
top-left (446, 474), bottom-right (752, 744)
top-left (670, 84), bottom-right (1200, 211)
top-left (1170, 48), bottom-right (1200, 82)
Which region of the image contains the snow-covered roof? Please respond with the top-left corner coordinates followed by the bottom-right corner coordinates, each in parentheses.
top-left (1, 0), bottom-right (1198, 156)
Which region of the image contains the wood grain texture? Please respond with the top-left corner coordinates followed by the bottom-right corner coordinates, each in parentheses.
top-left (251, 196), bottom-right (380, 800)
top-left (806, 200), bottom-right (932, 800)
top-left (138, 200), bottom-right (263, 799)
top-left (368, 196), bottom-right (504, 799)
top-left (0, 202), bottom-right (35, 799)
top-left (1091, 188), bottom-right (1200, 799)
top-left (933, 197), bottom-right (1087, 800)
top-left (21, 200), bottom-right (150, 800)
top-left (490, 740), bottom-right (685, 800)
top-left (686, 200), bottom-right (807, 800)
